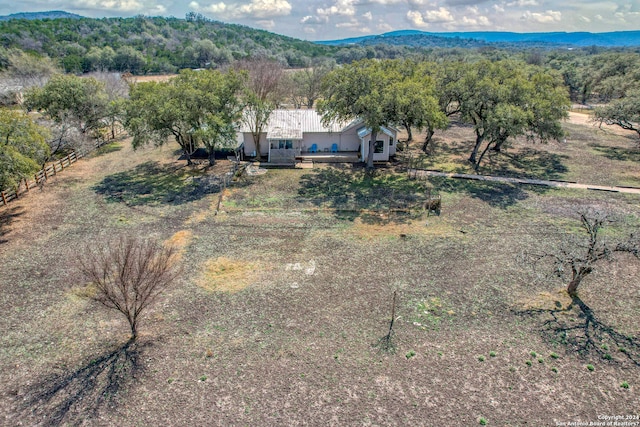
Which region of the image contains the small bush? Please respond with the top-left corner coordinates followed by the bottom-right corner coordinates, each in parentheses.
top-left (479, 417), bottom-right (488, 425)
top-left (200, 375), bottom-right (207, 381)
top-left (550, 352), bottom-right (559, 359)
top-left (600, 344), bottom-right (609, 351)
top-left (525, 360), bottom-right (532, 366)
top-left (551, 367), bottom-right (558, 373)
top-left (538, 358), bottom-right (544, 364)
top-left (586, 364), bottom-right (595, 371)
top-left (406, 350), bottom-right (416, 359)
top-left (489, 351), bottom-right (496, 357)
top-left (478, 355), bottom-right (485, 362)
top-left (529, 351), bottom-right (537, 357)
top-left (603, 353), bottom-right (612, 361)
top-left (621, 381), bottom-right (629, 389)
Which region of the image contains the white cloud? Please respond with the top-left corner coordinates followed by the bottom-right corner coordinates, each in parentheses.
top-left (191, 1), bottom-right (227, 13)
top-left (72, 0), bottom-right (143, 12)
top-left (256, 19), bottom-right (275, 28)
top-left (521, 9), bottom-right (561, 24)
top-left (191, 0), bottom-right (291, 19)
top-left (506, 0), bottom-right (538, 6)
top-left (236, 0), bottom-right (292, 18)
top-left (363, 11), bottom-right (373, 21)
top-left (407, 10), bottom-right (427, 27)
top-left (335, 20), bottom-right (370, 33)
top-left (377, 22), bottom-right (393, 32)
top-left (423, 7), bottom-right (454, 23)
top-left (460, 14), bottom-right (491, 27)
top-left (317, 0), bottom-right (357, 17)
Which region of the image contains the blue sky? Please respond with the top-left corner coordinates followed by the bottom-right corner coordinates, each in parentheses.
top-left (3, 0), bottom-right (640, 40)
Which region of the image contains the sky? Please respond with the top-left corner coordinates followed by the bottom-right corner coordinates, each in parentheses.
top-left (2, 0), bottom-right (640, 41)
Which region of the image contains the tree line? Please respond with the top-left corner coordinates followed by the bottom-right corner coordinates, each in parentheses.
top-left (1, 56), bottom-right (577, 191)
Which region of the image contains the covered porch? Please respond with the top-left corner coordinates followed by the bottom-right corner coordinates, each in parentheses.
top-left (296, 151), bottom-right (360, 163)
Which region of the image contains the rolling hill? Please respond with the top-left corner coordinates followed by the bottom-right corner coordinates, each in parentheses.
top-left (318, 30), bottom-right (640, 48)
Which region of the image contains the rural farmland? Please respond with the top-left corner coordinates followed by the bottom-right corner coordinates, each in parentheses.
top-left (1, 111), bottom-right (639, 425)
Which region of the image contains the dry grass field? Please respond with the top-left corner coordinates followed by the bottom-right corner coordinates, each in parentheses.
top-left (0, 116), bottom-right (639, 426)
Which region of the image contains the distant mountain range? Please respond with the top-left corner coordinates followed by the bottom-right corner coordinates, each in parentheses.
top-left (0, 11), bottom-right (84, 21)
top-left (318, 30), bottom-right (640, 48)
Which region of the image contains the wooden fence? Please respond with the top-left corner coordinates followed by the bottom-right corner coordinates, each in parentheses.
top-left (1, 126), bottom-right (125, 207)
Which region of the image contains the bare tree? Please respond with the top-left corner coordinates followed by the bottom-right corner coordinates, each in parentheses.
top-left (532, 211), bottom-right (639, 297)
top-left (80, 236), bottom-right (179, 341)
top-left (234, 58), bottom-right (285, 159)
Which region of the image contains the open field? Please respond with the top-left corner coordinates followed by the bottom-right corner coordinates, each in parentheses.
top-left (0, 118), bottom-right (639, 426)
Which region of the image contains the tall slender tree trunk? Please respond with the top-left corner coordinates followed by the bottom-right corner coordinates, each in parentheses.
top-left (403, 121), bottom-right (413, 142)
top-left (422, 126), bottom-right (435, 152)
top-left (476, 140), bottom-right (495, 171)
top-left (366, 129), bottom-right (377, 169)
top-left (469, 130), bottom-right (485, 169)
top-left (252, 133), bottom-right (261, 159)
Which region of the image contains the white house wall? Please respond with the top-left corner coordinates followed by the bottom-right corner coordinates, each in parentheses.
top-left (361, 133), bottom-right (393, 162)
top-left (302, 130), bottom-right (360, 152)
top-left (241, 132), bottom-right (269, 156)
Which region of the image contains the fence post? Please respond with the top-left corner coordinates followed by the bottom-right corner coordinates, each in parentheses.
top-left (1, 191), bottom-right (6, 206)
top-left (24, 178), bottom-right (29, 192)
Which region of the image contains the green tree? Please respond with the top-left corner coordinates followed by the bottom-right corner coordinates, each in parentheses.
top-left (319, 59), bottom-right (437, 168)
top-left (289, 60), bottom-right (334, 109)
top-left (318, 59), bottom-right (391, 169)
top-left (390, 61), bottom-right (447, 150)
top-left (594, 89), bottom-right (640, 142)
top-left (0, 50), bottom-right (59, 90)
top-left (0, 108), bottom-right (50, 190)
top-left (114, 46), bottom-right (147, 74)
top-left (452, 60), bottom-right (569, 170)
top-left (124, 69), bottom-right (244, 166)
top-left (24, 74), bottom-right (109, 135)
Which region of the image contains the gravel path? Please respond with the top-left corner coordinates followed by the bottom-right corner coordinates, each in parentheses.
top-left (409, 169), bottom-right (640, 194)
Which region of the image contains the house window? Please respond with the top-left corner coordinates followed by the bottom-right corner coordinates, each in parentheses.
top-left (389, 137), bottom-right (394, 146)
top-left (278, 139), bottom-right (293, 149)
top-left (374, 140), bottom-right (384, 153)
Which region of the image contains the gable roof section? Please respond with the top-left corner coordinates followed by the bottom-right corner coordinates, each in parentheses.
top-left (357, 126), bottom-right (397, 138)
top-left (239, 109), bottom-right (360, 136)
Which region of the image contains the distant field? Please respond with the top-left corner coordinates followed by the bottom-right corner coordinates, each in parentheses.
top-left (0, 118), bottom-right (638, 425)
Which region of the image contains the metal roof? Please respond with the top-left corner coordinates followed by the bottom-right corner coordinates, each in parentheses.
top-left (239, 109), bottom-right (359, 136)
top-left (357, 126), bottom-right (396, 138)
top-left (267, 127), bottom-right (303, 140)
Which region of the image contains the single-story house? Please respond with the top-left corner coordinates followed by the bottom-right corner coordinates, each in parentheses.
top-left (237, 109), bottom-right (397, 164)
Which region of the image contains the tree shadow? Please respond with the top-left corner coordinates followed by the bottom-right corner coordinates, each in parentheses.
top-left (16, 339), bottom-right (142, 426)
top-left (93, 161), bottom-right (223, 206)
top-left (427, 175), bottom-right (549, 208)
top-left (590, 144), bottom-right (640, 163)
top-left (484, 148), bottom-right (569, 181)
top-left (515, 295), bottom-right (640, 367)
top-left (298, 166), bottom-right (428, 224)
top-left (0, 206), bottom-right (24, 245)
